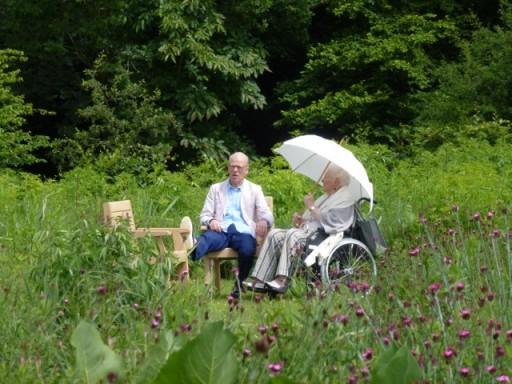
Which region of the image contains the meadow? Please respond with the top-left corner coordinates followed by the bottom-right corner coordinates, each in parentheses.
top-left (1, 138), bottom-right (511, 383)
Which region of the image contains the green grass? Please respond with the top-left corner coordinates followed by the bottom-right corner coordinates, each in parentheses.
top-left (1, 139), bottom-right (512, 383)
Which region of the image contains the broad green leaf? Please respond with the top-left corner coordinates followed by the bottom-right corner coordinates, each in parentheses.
top-left (152, 321), bottom-right (239, 384)
top-left (133, 331), bottom-right (187, 384)
top-left (71, 320), bottom-right (123, 384)
top-left (371, 345), bottom-right (422, 384)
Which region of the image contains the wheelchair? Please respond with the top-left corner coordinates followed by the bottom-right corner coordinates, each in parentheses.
top-left (292, 198), bottom-right (384, 293)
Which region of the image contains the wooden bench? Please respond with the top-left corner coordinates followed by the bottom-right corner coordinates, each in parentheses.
top-left (203, 196), bottom-right (273, 291)
top-left (102, 200), bottom-right (192, 280)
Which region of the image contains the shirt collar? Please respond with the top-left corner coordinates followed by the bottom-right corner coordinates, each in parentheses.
top-left (228, 180), bottom-right (244, 190)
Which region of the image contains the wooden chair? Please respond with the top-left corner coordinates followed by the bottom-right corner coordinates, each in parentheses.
top-left (102, 200), bottom-right (192, 280)
top-left (203, 196), bottom-right (273, 291)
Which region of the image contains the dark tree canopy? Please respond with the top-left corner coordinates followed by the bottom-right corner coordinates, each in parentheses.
top-left (0, 0), bottom-right (511, 174)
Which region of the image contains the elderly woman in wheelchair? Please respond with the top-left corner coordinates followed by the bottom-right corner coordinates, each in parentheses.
top-left (243, 163), bottom-right (359, 294)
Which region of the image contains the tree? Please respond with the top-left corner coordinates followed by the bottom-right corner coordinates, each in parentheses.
top-left (274, 0), bottom-right (460, 144)
top-left (0, 49), bottom-right (49, 169)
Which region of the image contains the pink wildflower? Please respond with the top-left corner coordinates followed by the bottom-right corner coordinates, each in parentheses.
top-left (267, 362), bottom-right (283, 374)
top-left (242, 348), bottom-right (251, 358)
top-left (460, 309), bottom-right (471, 319)
top-left (428, 283), bottom-right (441, 294)
top-left (443, 347), bottom-right (456, 360)
top-left (458, 329), bottom-right (471, 339)
top-left (455, 282), bottom-right (465, 291)
top-left (362, 348), bottom-right (373, 360)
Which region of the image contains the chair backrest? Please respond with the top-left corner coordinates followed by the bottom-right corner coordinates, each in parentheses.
top-left (264, 196), bottom-right (273, 214)
top-left (103, 200), bottom-right (136, 231)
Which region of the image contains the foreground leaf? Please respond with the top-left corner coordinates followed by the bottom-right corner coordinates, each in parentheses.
top-left (371, 345), bottom-right (422, 384)
top-left (71, 320), bottom-right (123, 383)
top-left (152, 321), bottom-right (239, 384)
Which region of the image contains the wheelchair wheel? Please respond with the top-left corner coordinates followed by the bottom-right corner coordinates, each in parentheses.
top-left (320, 238), bottom-right (377, 291)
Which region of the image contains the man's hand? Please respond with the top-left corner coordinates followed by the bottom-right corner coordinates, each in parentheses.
top-left (255, 219), bottom-right (269, 238)
top-left (208, 219), bottom-right (222, 232)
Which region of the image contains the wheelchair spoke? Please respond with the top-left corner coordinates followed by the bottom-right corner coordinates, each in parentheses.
top-left (321, 239), bottom-right (377, 291)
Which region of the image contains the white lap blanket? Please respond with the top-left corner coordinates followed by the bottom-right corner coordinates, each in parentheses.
top-left (304, 232), bottom-right (345, 267)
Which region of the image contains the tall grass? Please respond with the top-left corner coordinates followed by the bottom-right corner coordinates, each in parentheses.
top-left (0, 138), bottom-right (511, 382)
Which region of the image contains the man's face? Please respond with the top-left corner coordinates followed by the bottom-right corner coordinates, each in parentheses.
top-left (228, 156), bottom-right (248, 187)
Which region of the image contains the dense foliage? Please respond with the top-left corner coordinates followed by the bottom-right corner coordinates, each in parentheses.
top-left (0, 0), bottom-right (511, 173)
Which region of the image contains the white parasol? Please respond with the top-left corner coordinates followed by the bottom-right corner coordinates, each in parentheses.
top-left (275, 134), bottom-right (373, 210)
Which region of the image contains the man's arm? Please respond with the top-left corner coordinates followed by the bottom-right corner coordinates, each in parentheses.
top-left (199, 185), bottom-right (217, 226)
top-left (254, 187), bottom-right (273, 237)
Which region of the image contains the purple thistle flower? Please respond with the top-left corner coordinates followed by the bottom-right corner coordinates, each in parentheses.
top-left (487, 210), bottom-right (496, 219)
top-left (150, 319), bottom-right (160, 329)
top-left (443, 347), bottom-right (456, 360)
top-left (497, 376), bottom-right (511, 383)
top-left (472, 212), bottom-right (481, 221)
top-left (460, 309), bottom-right (471, 319)
top-left (459, 367), bottom-right (470, 377)
top-left (254, 336), bottom-right (269, 354)
top-left (486, 365), bottom-right (497, 373)
top-left (458, 329), bottom-right (471, 339)
top-left (408, 247), bottom-right (421, 257)
top-left (355, 307), bottom-right (365, 317)
top-left (428, 283), bottom-right (441, 294)
top-left (333, 314), bottom-right (349, 325)
top-left (267, 362), bottom-right (283, 374)
top-left (180, 323), bottom-right (192, 333)
top-left (107, 372), bottom-right (118, 383)
top-left (258, 325), bottom-right (268, 335)
top-left (455, 282), bottom-right (465, 291)
top-left (362, 348), bottom-right (373, 360)
top-left (496, 346), bottom-right (505, 358)
top-left (242, 348), bottom-right (252, 358)
top-left (447, 228), bottom-right (456, 236)
top-left (491, 229), bottom-right (502, 238)
top-left (96, 285), bottom-right (107, 295)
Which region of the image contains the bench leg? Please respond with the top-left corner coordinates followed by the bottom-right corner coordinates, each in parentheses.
top-left (204, 258), bottom-right (212, 286)
top-left (214, 260), bottom-right (222, 291)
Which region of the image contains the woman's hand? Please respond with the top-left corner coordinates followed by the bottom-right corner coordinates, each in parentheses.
top-left (304, 192), bottom-right (315, 211)
top-left (292, 212), bottom-right (303, 228)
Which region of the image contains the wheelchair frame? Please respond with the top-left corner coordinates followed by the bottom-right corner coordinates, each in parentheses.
top-left (294, 198), bottom-right (380, 292)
